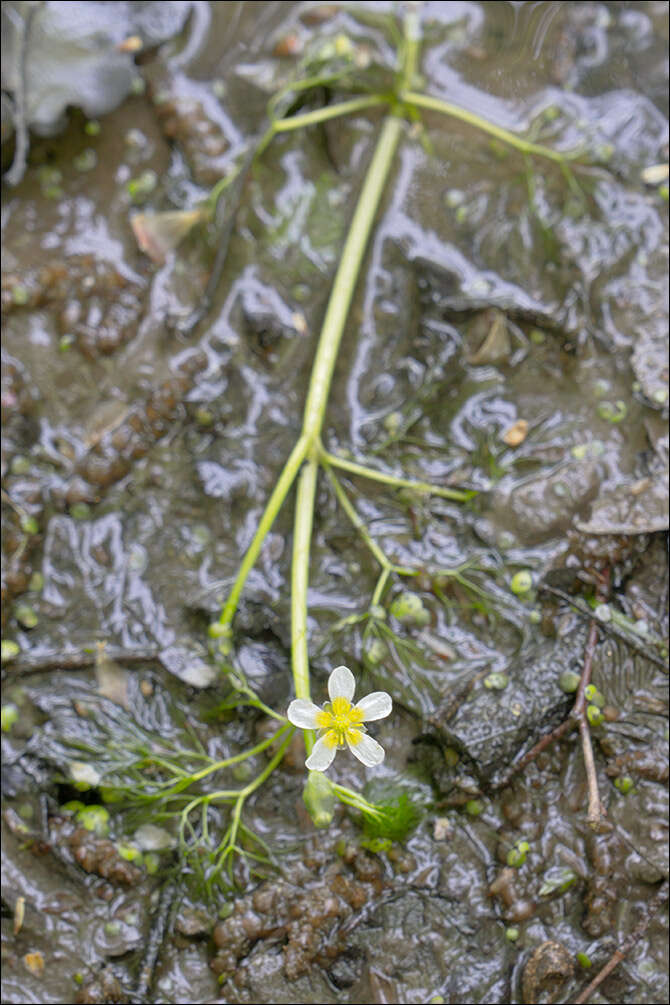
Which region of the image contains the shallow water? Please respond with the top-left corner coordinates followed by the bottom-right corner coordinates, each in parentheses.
top-left (2, 3), bottom-right (668, 1003)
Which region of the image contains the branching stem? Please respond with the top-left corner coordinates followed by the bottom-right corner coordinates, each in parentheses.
top-left (402, 90), bottom-right (584, 163)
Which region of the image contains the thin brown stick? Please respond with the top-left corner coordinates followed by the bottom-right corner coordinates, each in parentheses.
top-left (571, 574), bottom-right (609, 830)
top-left (493, 716), bottom-right (576, 789)
top-left (579, 714), bottom-right (603, 828)
top-left (572, 880), bottom-right (668, 1004)
top-left (3, 645), bottom-right (160, 676)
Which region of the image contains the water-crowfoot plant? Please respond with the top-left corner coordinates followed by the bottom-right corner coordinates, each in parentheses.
top-left (287, 665), bottom-right (392, 771)
top-left (55, 4), bottom-right (599, 892)
top-left (192, 2), bottom-right (596, 865)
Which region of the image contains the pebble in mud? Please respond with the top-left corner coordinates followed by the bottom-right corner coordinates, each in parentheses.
top-left (520, 940), bottom-right (574, 1004)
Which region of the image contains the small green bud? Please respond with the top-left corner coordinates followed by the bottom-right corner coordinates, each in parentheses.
top-left (62, 801), bottom-right (86, 814)
top-left (584, 684), bottom-right (605, 708)
top-left (465, 799), bottom-right (483, 817)
top-left (577, 952), bottom-right (592, 969)
top-left (364, 638), bottom-right (386, 666)
top-left (506, 839), bottom-right (530, 868)
top-left (1, 640), bottom-right (20, 663)
top-left (390, 591), bottom-right (430, 626)
top-left (84, 120), bottom-right (101, 136)
top-left (586, 704), bottom-right (604, 726)
top-left (76, 805), bottom-right (110, 836)
top-left (559, 670), bottom-right (581, 694)
top-left (117, 843), bottom-right (143, 863)
top-left (303, 771), bottom-right (336, 828)
top-left (597, 400), bottom-right (627, 423)
top-left (20, 515), bottom-right (39, 535)
top-left (510, 571), bottom-right (532, 595)
top-left (73, 972), bottom-right (85, 985)
top-left (14, 604), bottom-right (38, 629)
top-left (505, 927), bottom-right (520, 942)
top-left (614, 775), bottom-right (634, 795)
top-left (484, 673), bottom-right (509, 690)
top-left (1, 704), bottom-right (19, 732)
top-left (59, 334), bottom-right (76, 352)
top-left (195, 407), bottom-right (214, 426)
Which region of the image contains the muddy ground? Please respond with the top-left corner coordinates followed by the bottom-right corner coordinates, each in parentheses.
top-left (1, 3), bottom-right (668, 1004)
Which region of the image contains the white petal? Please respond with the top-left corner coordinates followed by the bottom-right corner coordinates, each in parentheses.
top-left (347, 732), bottom-right (385, 767)
top-left (305, 736), bottom-right (337, 771)
top-left (356, 691), bottom-right (392, 722)
top-left (328, 665), bottom-right (355, 703)
top-left (287, 699), bottom-right (321, 729)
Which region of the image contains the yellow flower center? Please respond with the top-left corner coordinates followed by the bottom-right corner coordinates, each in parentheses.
top-left (316, 696), bottom-right (365, 749)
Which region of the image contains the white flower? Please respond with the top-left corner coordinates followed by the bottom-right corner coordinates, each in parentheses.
top-left (287, 665), bottom-right (392, 772)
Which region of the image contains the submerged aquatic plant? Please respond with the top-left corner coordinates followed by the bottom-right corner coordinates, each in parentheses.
top-left (287, 665), bottom-right (392, 771)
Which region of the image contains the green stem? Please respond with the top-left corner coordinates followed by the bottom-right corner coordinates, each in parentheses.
top-left (403, 90), bottom-right (581, 163)
top-left (179, 724), bottom-right (292, 789)
top-left (324, 464), bottom-right (400, 574)
top-left (371, 567), bottom-right (392, 609)
top-left (256, 96), bottom-right (388, 160)
top-left (320, 446), bottom-right (473, 500)
top-left (301, 114), bottom-right (403, 435)
top-left (218, 434), bottom-right (309, 628)
top-left (291, 458), bottom-right (319, 708)
top-left (273, 95), bottom-right (387, 133)
top-left (218, 118), bottom-right (403, 632)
